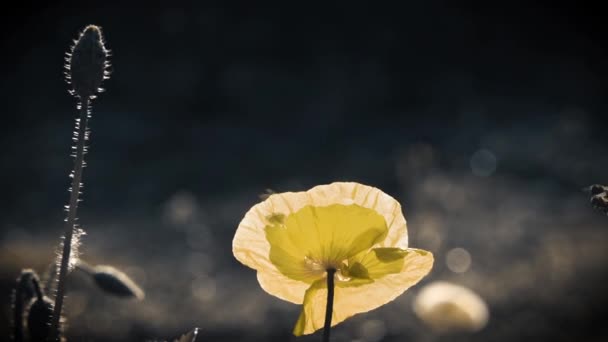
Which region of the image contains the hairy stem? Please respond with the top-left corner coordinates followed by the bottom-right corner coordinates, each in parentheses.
top-left (323, 268), bottom-right (336, 342)
top-left (49, 97), bottom-right (90, 341)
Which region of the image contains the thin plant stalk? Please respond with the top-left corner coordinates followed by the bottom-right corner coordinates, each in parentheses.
top-left (323, 268), bottom-right (336, 342)
top-left (48, 24), bottom-right (108, 341)
top-left (12, 286), bottom-right (23, 342)
top-left (12, 271), bottom-right (38, 342)
top-left (49, 98), bottom-right (90, 341)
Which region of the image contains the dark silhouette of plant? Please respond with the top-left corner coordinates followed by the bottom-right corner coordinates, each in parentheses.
top-left (585, 184), bottom-right (608, 215)
top-left (10, 25), bottom-right (146, 342)
top-left (10, 24), bottom-right (199, 342)
top-left (47, 24), bottom-right (110, 341)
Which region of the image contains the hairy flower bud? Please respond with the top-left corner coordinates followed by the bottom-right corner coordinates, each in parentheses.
top-left (26, 296), bottom-right (54, 341)
top-left (66, 25), bottom-right (110, 98)
top-left (15, 269), bottom-right (39, 301)
top-left (92, 265), bottom-right (145, 300)
top-left (12, 269), bottom-right (42, 342)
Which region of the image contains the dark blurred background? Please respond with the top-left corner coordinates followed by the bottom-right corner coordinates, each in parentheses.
top-left (1, 1), bottom-right (607, 341)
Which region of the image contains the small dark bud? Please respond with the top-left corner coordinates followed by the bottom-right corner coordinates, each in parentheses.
top-left (585, 184), bottom-right (608, 215)
top-left (16, 270), bottom-right (39, 301)
top-left (585, 184), bottom-right (608, 196)
top-left (92, 265), bottom-right (145, 300)
top-left (591, 192), bottom-right (608, 215)
top-left (26, 296), bottom-right (54, 342)
top-left (67, 25), bottom-right (109, 98)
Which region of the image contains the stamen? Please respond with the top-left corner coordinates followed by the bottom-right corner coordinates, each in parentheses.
top-left (304, 256), bottom-right (325, 273)
top-left (335, 270), bottom-right (351, 282)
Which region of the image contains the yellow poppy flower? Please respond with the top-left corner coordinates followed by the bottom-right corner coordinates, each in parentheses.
top-left (233, 182), bottom-right (434, 336)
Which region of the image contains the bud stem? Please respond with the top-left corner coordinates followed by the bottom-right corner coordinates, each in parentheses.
top-left (74, 260), bottom-right (95, 276)
top-left (49, 97), bottom-right (90, 341)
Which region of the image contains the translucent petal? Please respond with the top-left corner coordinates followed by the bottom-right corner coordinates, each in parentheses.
top-left (293, 278), bottom-right (326, 336)
top-left (257, 270), bottom-right (311, 304)
top-left (232, 182), bottom-right (408, 302)
top-left (307, 182), bottom-right (408, 249)
top-left (265, 204), bottom-right (388, 282)
top-left (358, 247), bottom-right (411, 279)
top-left (294, 249), bottom-right (434, 335)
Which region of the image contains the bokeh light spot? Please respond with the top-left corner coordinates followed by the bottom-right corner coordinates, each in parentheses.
top-left (470, 149), bottom-right (497, 177)
top-left (413, 281), bottom-right (489, 333)
top-left (191, 276), bottom-right (217, 303)
top-left (446, 247), bottom-right (472, 273)
top-left (358, 319), bottom-right (387, 342)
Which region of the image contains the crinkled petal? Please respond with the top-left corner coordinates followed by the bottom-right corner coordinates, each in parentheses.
top-left (257, 270), bottom-right (311, 304)
top-left (307, 182), bottom-right (408, 249)
top-left (294, 249), bottom-right (434, 335)
top-left (293, 278), bottom-right (326, 336)
top-left (232, 182), bottom-right (408, 302)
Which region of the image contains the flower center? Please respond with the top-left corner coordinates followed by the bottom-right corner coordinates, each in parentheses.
top-left (303, 256), bottom-right (352, 282)
top-left (264, 204), bottom-right (389, 284)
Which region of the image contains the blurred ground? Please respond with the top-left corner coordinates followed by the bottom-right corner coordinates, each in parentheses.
top-left (1, 2), bottom-right (608, 341)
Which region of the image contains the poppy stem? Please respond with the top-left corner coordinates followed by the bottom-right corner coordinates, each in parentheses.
top-left (50, 97), bottom-right (90, 341)
top-left (323, 268), bottom-right (336, 342)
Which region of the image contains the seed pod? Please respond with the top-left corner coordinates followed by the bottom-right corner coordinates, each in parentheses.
top-left (26, 296), bottom-right (54, 341)
top-left (66, 25), bottom-right (110, 98)
top-left (92, 265), bottom-right (145, 300)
